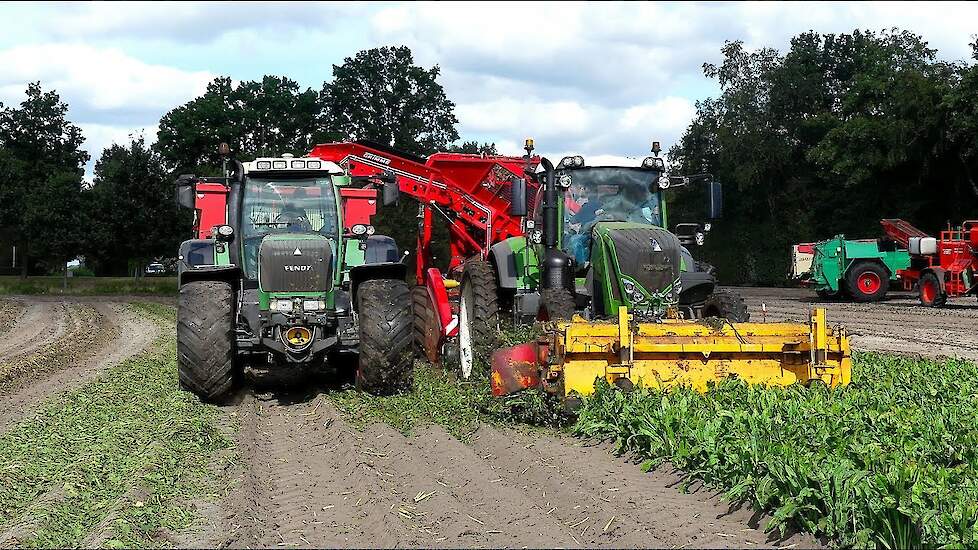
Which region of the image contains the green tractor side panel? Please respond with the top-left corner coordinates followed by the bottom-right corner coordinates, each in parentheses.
top-left (496, 236), bottom-right (541, 291)
top-left (811, 236), bottom-right (910, 292)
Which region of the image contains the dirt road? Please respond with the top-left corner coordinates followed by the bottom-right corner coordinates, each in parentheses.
top-left (214, 389), bottom-right (813, 549)
top-left (735, 287), bottom-right (978, 361)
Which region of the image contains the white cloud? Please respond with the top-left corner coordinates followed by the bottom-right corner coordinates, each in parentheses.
top-left (0, 43), bottom-right (213, 118)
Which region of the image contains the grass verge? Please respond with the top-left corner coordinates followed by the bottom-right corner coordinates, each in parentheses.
top-left (0, 276), bottom-right (176, 296)
top-left (0, 302), bottom-right (233, 548)
top-left (573, 352), bottom-right (978, 548)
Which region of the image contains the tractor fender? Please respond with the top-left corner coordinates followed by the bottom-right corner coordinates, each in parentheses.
top-left (349, 262), bottom-right (408, 304)
top-left (177, 239), bottom-right (240, 288)
top-left (488, 240), bottom-right (519, 290)
top-left (844, 258), bottom-right (891, 278)
top-left (678, 271), bottom-right (715, 306)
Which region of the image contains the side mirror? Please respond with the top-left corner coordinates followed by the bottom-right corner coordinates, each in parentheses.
top-left (509, 178), bottom-right (527, 217)
top-left (382, 172), bottom-right (400, 206)
top-left (706, 181), bottom-right (723, 219)
top-left (175, 175), bottom-right (196, 209)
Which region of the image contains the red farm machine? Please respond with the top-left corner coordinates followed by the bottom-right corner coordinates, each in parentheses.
top-left (881, 218), bottom-right (978, 306)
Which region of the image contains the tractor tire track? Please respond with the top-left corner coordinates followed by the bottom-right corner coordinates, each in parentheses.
top-left (219, 391), bottom-right (814, 549)
top-left (734, 287), bottom-right (978, 361)
top-left (0, 302), bottom-right (68, 363)
top-left (0, 301), bottom-right (159, 432)
top-left (0, 299), bottom-right (27, 337)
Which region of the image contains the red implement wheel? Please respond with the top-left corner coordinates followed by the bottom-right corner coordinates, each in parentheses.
top-left (919, 272), bottom-right (947, 307)
top-left (845, 262), bottom-right (889, 303)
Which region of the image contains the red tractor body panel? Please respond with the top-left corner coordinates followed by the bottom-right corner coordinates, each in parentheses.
top-left (192, 182), bottom-right (229, 239)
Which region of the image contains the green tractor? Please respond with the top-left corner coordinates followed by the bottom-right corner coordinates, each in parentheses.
top-left (174, 149), bottom-right (413, 400)
top-left (456, 143), bottom-right (747, 376)
top-left (790, 236), bottom-right (910, 302)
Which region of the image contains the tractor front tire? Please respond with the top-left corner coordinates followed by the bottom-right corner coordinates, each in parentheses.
top-left (538, 288), bottom-right (576, 321)
top-left (919, 272), bottom-right (947, 307)
top-left (702, 290), bottom-right (750, 322)
top-left (177, 280), bottom-right (236, 401)
top-left (846, 261), bottom-right (889, 302)
top-left (356, 279), bottom-right (414, 395)
top-left (457, 259), bottom-right (502, 379)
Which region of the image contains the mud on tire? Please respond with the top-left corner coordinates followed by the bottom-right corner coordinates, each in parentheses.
top-left (177, 280), bottom-right (236, 401)
top-left (356, 279), bottom-right (414, 395)
top-left (412, 285), bottom-right (440, 363)
top-left (538, 287), bottom-right (575, 321)
top-left (702, 289), bottom-right (750, 322)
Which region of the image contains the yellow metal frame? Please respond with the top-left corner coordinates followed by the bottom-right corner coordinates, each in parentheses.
top-left (550, 307), bottom-right (851, 396)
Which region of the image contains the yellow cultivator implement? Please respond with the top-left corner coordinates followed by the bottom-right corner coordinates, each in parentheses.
top-left (491, 308), bottom-right (851, 403)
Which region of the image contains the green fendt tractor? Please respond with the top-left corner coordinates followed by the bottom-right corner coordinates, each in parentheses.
top-left (456, 142), bottom-right (747, 376)
top-left (174, 147), bottom-right (413, 400)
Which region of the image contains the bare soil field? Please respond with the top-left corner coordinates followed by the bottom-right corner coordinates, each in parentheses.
top-left (9, 289), bottom-right (978, 547)
top-left (734, 287), bottom-right (978, 361)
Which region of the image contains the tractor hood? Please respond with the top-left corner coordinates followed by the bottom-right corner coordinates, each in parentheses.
top-left (593, 222), bottom-right (682, 310)
top-left (258, 233), bottom-right (333, 293)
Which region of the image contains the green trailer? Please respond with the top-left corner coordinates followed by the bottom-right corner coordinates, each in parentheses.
top-left (790, 236), bottom-right (910, 302)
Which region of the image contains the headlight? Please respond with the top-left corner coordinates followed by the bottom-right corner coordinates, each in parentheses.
top-left (558, 174), bottom-right (573, 188)
top-left (291, 160), bottom-right (306, 169)
top-left (272, 160), bottom-right (287, 169)
top-left (306, 160), bottom-right (322, 169)
top-left (622, 279), bottom-right (636, 293)
top-left (271, 299), bottom-right (293, 313)
top-left (256, 160), bottom-right (271, 170)
top-left (216, 225), bottom-right (234, 241)
top-left (366, 225), bottom-right (376, 235)
top-left (642, 157), bottom-right (664, 170)
top-left (658, 176), bottom-right (671, 189)
top-left (695, 231), bottom-right (706, 246)
top-left (572, 155), bottom-right (584, 167)
top-left (352, 224), bottom-right (368, 235)
top-left (703, 223), bottom-right (712, 232)
top-left (303, 300), bottom-right (326, 312)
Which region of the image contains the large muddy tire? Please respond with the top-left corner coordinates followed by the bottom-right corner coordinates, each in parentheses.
top-left (702, 290), bottom-right (750, 322)
top-left (412, 285), bottom-right (440, 363)
top-left (457, 259), bottom-right (501, 379)
top-left (538, 287), bottom-right (576, 321)
top-left (177, 280), bottom-right (235, 401)
top-left (845, 261), bottom-right (889, 302)
top-left (918, 272), bottom-right (947, 307)
top-left (356, 279), bottom-right (414, 395)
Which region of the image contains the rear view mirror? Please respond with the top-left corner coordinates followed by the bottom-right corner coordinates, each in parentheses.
top-left (382, 172), bottom-right (400, 206)
top-left (510, 178), bottom-right (527, 216)
top-left (706, 181), bottom-right (723, 219)
top-left (175, 175), bottom-right (196, 209)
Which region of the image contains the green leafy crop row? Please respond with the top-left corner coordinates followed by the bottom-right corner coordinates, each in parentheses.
top-left (573, 352), bottom-right (978, 549)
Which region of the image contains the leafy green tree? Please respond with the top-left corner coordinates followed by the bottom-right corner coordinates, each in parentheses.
top-left (81, 137), bottom-right (188, 276)
top-left (321, 46), bottom-right (459, 155)
top-left (0, 82), bottom-right (88, 279)
top-left (156, 75), bottom-right (327, 174)
top-left (670, 30), bottom-right (978, 285)
top-left (447, 141), bottom-right (498, 155)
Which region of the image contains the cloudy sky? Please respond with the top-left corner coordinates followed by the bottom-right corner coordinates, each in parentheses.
top-left (1, 1), bottom-right (976, 179)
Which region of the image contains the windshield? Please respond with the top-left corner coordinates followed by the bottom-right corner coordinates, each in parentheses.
top-left (561, 167), bottom-right (662, 264)
top-left (240, 177), bottom-right (339, 279)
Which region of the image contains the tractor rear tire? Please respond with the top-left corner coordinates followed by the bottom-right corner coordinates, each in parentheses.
top-left (457, 259), bottom-right (501, 379)
top-left (919, 272), bottom-right (947, 307)
top-left (702, 290), bottom-right (750, 322)
top-left (412, 285), bottom-right (440, 364)
top-left (538, 288), bottom-right (576, 321)
top-left (177, 280), bottom-right (236, 401)
top-left (846, 261), bottom-right (889, 302)
top-left (356, 279), bottom-right (414, 395)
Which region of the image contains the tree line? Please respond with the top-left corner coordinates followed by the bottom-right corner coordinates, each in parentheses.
top-left (2, 31), bottom-right (978, 285)
top-left (669, 30), bottom-right (978, 284)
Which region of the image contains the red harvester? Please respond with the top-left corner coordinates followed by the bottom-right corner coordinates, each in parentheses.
top-left (880, 218), bottom-right (978, 306)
